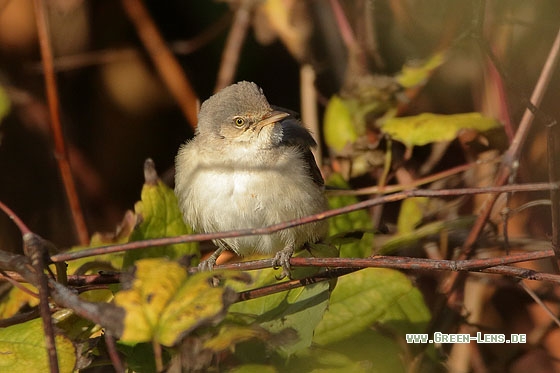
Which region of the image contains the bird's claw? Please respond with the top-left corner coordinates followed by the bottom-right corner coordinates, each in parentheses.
top-left (198, 257), bottom-right (216, 272)
top-left (272, 246), bottom-right (294, 280)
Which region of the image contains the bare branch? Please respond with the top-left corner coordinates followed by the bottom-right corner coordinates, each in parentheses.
top-left (33, 0), bottom-right (89, 246)
top-left (121, 0), bottom-right (199, 128)
top-left (49, 182), bottom-right (558, 263)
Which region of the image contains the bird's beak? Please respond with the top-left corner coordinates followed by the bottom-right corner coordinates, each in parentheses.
top-left (256, 110), bottom-right (290, 129)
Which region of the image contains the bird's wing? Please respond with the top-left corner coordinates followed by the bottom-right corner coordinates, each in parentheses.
top-left (279, 118), bottom-right (324, 187)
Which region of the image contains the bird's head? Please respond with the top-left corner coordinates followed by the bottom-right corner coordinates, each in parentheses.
top-left (196, 81), bottom-right (289, 146)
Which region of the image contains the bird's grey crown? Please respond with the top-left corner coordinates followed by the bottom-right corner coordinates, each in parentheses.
top-left (197, 81), bottom-right (271, 135)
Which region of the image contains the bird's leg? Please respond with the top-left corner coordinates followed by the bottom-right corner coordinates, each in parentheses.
top-left (272, 245), bottom-right (295, 280)
top-left (198, 245), bottom-right (226, 272)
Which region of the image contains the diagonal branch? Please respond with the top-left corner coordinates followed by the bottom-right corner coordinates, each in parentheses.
top-left (49, 182), bottom-right (558, 263)
top-left (121, 0), bottom-right (199, 128)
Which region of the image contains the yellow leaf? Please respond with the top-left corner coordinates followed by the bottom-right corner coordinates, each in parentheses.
top-left (381, 112), bottom-right (499, 149)
top-left (0, 319), bottom-right (76, 373)
top-left (0, 284), bottom-right (39, 319)
top-left (115, 258), bottom-right (241, 346)
top-left (396, 53), bottom-right (446, 88)
top-left (324, 96), bottom-right (359, 152)
top-left (397, 197), bottom-right (429, 234)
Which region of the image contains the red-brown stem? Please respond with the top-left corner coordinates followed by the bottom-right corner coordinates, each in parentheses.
top-left (33, 0), bottom-right (89, 245)
top-left (121, 0), bottom-right (199, 127)
top-left (214, 0), bottom-right (253, 92)
top-left (49, 182), bottom-right (558, 263)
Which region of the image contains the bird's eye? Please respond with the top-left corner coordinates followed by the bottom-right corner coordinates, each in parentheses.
top-left (234, 117), bottom-right (245, 128)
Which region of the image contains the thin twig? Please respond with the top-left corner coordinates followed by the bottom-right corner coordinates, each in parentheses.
top-left (462, 10), bottom-right (560, 260)
top-left (0, 308), bottom-right (41, 328)
top-left (234, 256), bottom-right (560, 301)
top-left (441, 13), bottom-right (560, 298)
top-left (32, 0), bottom-right (89, 245)
top-left (519, 281), bottom-right (560, 328)
top-left (214, 0), bottom-right (254, 92)
top-left (121, 0), bottom-right (199, 127)
top-left (24, 234), bottom-right (59, 373)
top-left (547, 119), bottom-right (560, 265)
top-left (26, 13), bottom-right (232, 73)
top-left (105, 332), bottom-right (125, 373)
top-left (0, 200), bottom-right (32, 234)
top-left (0, 270), bottom-right (40, 297)
top-left (49, 182), bottom-right (559, 263)
top-left (328, 159), bottom-right (500, 196)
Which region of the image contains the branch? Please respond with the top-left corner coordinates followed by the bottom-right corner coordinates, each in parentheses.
top-left (49, 182), bottom-right (559, 263)
top-left (462, 10), bottom-right (560, 260)
top-left (214, 0), bottom-right (255, 92)
top-left (121, 0), bottom-right (199, 128)
top-left (33, 0), bottom-right (89, 246)
top-left (24, 233), bottom-right (59, 373)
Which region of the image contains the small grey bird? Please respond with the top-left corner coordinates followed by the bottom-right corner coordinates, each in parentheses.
top-left (175, 81), bottom-right (328, 278)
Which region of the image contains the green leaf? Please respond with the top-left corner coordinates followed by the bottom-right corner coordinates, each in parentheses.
top-left (324, 96), bottom-right (360, 152)
top-left (0, 284), bottom-right (39, 319)
top-left (0, 318), bottom-right (76, 373)
top-left (380, 112), bottom-right (499, 149)
top-left (397, 197), bottom-right (429, 234)
top-left (326, 173), bottom-right (373, 258)
top-left (123, 180), bottom-right (199, 268)
top-left (396, 53), bottom-right (446, 88)
top-left (117, 342), bottom-right (161, 373)
top-left (114, 258), bottom-right (242, 346)
top-left (313, 268), bottom-right (430, 346)
top-left (228, 268), bottom-right (330, 357)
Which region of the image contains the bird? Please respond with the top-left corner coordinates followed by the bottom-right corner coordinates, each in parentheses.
top-left (174, 81), bottom-right (328, 278)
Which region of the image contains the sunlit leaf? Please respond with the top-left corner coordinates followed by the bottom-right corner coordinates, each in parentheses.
top-left (0, 319), bottom-right (76, 373)
top-left (228, 267), bottom-right (330, 357)
top-left (397, 197), bottom-right (429, 234)
top-left (396, 53), bottom-right (446, 88)
top-left (324, 96), bottom-right (360, 152)
top-left (380, 112), bottom-right (499, 149)
top-left (326, 173), bottom-right (373, 258)
top-left (123, 179), bottom-right (199, 268)
top-left (0, 284), bottom-right (39, 319)
top-left (115, 258), bottom-right (242, 346)
top-left (313, 268), bottom-right (430, 346)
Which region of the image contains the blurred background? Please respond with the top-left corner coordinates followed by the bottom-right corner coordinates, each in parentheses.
top-left (1, 0), bottom-right (558, 250)
top-left (1, 0), bottom-right (560, 371)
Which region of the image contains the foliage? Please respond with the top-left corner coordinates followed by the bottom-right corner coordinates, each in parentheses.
top-left (0, 319), bottom-right (76, 373)
top-left (0, 1), bottom-right (557, 372)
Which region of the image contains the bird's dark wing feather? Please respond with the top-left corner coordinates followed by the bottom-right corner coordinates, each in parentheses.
top-left (279, 118), bottom-right (324, 187)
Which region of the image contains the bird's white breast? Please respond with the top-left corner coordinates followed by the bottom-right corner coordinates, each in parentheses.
top-left (175, 140), bottom-right (327, 255)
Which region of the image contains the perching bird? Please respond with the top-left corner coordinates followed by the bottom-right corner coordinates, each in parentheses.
top-left (174, 81), bottom-right (328, 278)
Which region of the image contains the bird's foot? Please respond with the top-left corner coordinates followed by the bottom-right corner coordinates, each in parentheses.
top-left (272, 245), bottom-right (295, 280)
top-left (197, 246), bottom-right (224, 272)
top-left (198, 257), bottom-right (216, 272)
